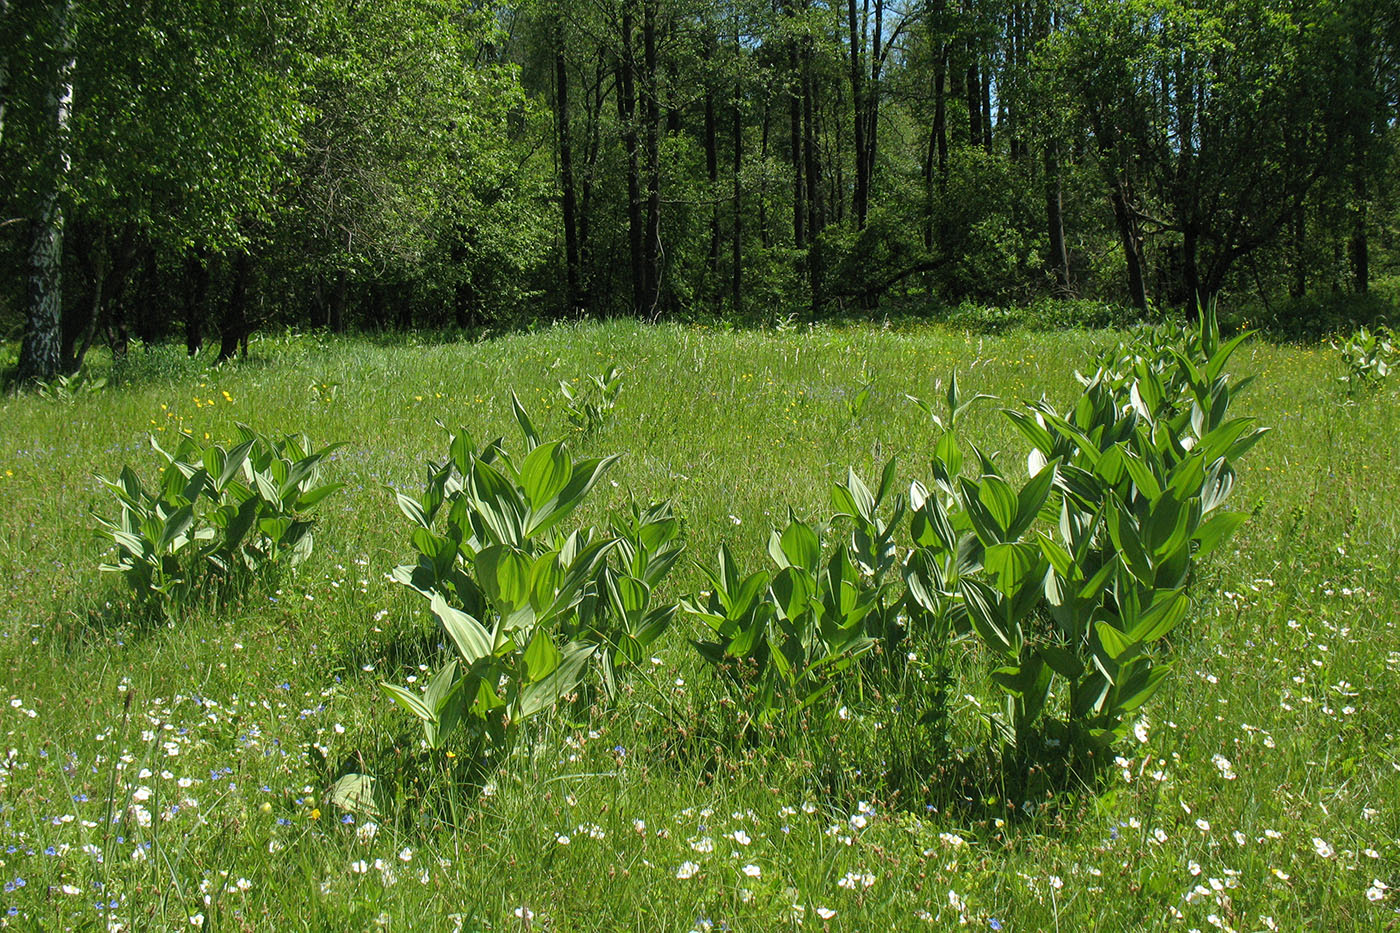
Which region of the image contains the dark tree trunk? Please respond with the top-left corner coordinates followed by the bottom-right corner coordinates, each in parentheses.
top-left (1290, 206), bottom-right (1306, 298)
top-left (731, 16), bottom-right (743, 314)
top-left (0, 0), bottom-right (10, 150)
top-left (617, 3), bottom-right (644, 314)
top-left (705, 62), bottom-right (721, 280)
top-left (803, 45), bottom-right (821, 241)
top-left (788, 28), bottom-right (804, 250)
top-left (555, 28), bottom-right (581, 313)
top-left (1182, 223), bottom-right (1201, 316)
top-left (1044, 142), bottom-right (1070, 294)
top-left (641, 0), bottom-right (661, 316)
top-left (923, 0), bottom-right (947, 250)
top-left (217, 252), bottom-right (251, 363)
top-left (1349, 182), bottom-right (1369, 294)
top-left (311, 275), bottom-right (329, 329)
top-left (981, 60), bottom-right (993, 150)
top-left (1108, 183), bottom-right (1147, 310)
top-left (577, 55), bottom-right (606, 313)
top-left (966, 53), bottom-right (981, 149)
top-left (184, 250), bottom-right (211, 356)
top-left (847, 0), bottom-right (868, 227)
top-left (454, 276), bottom-right (476, 329)
top-left (330, 271), bottom-right (347, 333)
top-left (865, 0), bottom-right (881, 219)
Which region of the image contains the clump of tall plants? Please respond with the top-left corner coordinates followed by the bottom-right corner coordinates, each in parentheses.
top-left (94, 427), bottom-right (344, 615)
top-left (683, 307), bottom-right (1265, 783)
top-left (381, 394), bottom-right (683, 756)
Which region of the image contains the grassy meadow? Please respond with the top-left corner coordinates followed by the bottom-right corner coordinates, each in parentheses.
top-left (0, 319), bottom-right (1396, 931)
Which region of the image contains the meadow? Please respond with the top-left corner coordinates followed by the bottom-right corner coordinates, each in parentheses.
top-left (0, 319), bottom-right (1395, 931)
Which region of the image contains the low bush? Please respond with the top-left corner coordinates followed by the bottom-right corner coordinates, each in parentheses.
top-left (94, 426), bottom-right (344, 614)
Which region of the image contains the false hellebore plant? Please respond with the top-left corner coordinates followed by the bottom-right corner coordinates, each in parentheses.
top-left (95, 427), bottom-right (343, 614)
top-left (382, 394), bottom-right (683, 753)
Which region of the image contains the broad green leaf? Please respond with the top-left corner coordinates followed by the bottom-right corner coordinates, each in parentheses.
top-left (526, 455), bottom-right (619, 539)
top-left (158, 505), bottom-right (195, 554)
top-left (430, 593), bottom-right (493, 663)
top-left (977, 475), bottom-right (1018, 537)
top-left (960, 579), bottom-right (1013, 655)
top-left (1116, 663), bottom-right (1173, 713)
top-left (469, 460), bottom-right (525, 545)
top-left (380, 682), bottom-right (434, 722)
top-left (1010, 460), bottom-right (1058, 538)
top-left (1128, 589), bottom-right (1189, 643)
top-left (528, 551), bottom-right (564, 614)
top-left (1094, 620), bottom-right (1135, 662)
top-left (476, 544), bottom-right (532, 612)
top-left (778, 519), bottom-right (820, 573)
top-left (519, 441), bottom-right (571, 511)
top-left (1192, 510), bottom-right (1247, 561)
top-left (519, 642), bottom-right (594, 717)
top-left (1037, 643), bottom-right (1082, 679)
top-left (984, 542), bottom-right (1042, 599)
top-left (523, 626), bottom-right (561, 683)
top-left (327, 773), bottom-right (380, 818)
top-left (297, 482), bottom-right (343, 510)
top-left (771, 566), bottom-right (814, 621)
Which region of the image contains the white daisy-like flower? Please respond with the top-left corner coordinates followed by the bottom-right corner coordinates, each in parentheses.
top-left (676, 861), bottom-right (699, 879)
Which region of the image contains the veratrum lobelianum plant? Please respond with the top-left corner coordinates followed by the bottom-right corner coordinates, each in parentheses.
top-left (679, 306), bottom-right (1265, 776)
top-left (94, 426), bottom-right (344, 612)
top-left (1335, 324), bottom-right (1395, 393)
top-left (382, 393), bottom-right (682, 752)
top-left (907, 304), bottom-right (1266, 765)
top-left (559, 365), bottom-right (622, 434)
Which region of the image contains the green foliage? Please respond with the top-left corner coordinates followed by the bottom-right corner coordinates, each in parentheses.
top-left (382, 394), bottom-right (681, 753)
top-left (93, 426), bottom-right (344, 612)
top-left (1336, 324), bottom-right (1395, 391)
top-left (931, 304), bottom-right (1265, 762)
top-left (682, 460), bottom-right (905, 733)
top-left (559, 366), bottom-right (622, 434)
top-left (32, 366), bottom-right (107, 401)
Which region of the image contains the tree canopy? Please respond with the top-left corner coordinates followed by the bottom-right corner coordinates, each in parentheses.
top-left (2, 0), bottom-right (1397, 378)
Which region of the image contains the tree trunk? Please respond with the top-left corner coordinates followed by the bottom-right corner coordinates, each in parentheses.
top-left (1289, 205), bottom-right (1306, 298)
top-left (1044, 141), bottom-right (1070, 294)
top-left (0, 0), bottom-right (10, 151)
top-left (1108, 183), bottom-right (1147, 310)
top-left (865, 0), bottom-right (881, 218)
top-left (966, 52), bottom-right (981, 149)
top-left (617, 3), bottom-right (644, 314)
top-left (1182, 223), bottom-right (1201, 316)
top-left (981, 58), bottom-right (993, 150)
top-left (17, 0), bottom-right (74, 386)
top-left (555, 26), bottom-right (581, 314)
top-left (184, 250), bottom-right (211, 356)
top-left (641, 0), bottom-right (661, 316)
top-left (923, 0), bottom-right (947, 250)
top-left (1349, 180), bottom-right (1369, 294)
top-left (788, 29), bottom-right (804, 250)
top-left (731, 16), bottom-right (743, 314)
top-left (217, 252), bottom-right (251, 363)
top-left (706, 61), bottom-right (721, 280)
top-left (330, 270), bottom-right (347, 333)
top-left (847, 0), bottom-right (868, 227)
top-left (803, 41), bottom-right (823, 312)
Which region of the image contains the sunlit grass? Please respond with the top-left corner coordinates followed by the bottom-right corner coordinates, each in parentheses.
top-left (0, 320), bottom-right (1395, 930)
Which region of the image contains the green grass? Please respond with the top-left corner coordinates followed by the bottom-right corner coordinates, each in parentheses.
top-left (0, 320), bottom-right (1396, 931)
